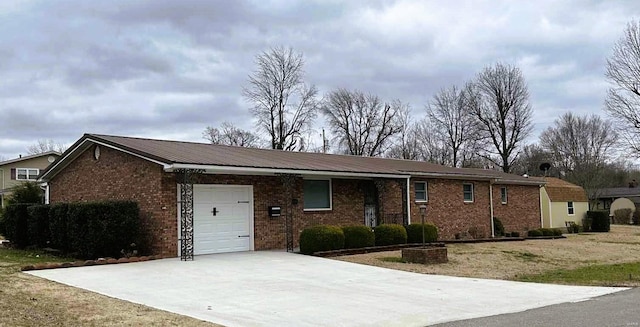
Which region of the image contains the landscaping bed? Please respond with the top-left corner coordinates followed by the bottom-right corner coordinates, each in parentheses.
top-left (334, 225), bottom-right (640, 286)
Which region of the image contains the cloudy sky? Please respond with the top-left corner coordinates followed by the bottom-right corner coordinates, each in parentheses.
top-left (1, 0), bottom-right (638, 159)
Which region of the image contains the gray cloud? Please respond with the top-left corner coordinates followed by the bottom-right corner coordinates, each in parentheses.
top-left (1, 0), bottom-right (640, 159)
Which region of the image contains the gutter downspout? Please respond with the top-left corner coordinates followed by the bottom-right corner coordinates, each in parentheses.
top-left (539, 185), bottom-right (545, 228)
top-left (406, 176), bottom-right (411, 224)
top-left (489, 180), bottom-right (495, 238)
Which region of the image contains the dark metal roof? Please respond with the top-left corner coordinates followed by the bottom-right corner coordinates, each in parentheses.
top-left (40, 133), bottom-right (544, 184)
top-left (597, 187), bottom-right (640, 199)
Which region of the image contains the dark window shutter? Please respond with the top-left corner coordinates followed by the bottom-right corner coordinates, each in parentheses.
top-left (10, 168), bottom-right (15, 180)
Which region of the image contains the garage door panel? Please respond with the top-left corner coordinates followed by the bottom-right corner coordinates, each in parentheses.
top-left (192, 185), bottom-right (252, 255)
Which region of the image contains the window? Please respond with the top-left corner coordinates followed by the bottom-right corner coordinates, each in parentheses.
top-left (500, 187), bottom-right (507, 204)
top-left (16, 168), bottom-right (39, 181)
top-left (567, 201), bottom-right (575, 215)
top-left (303, 179), bottom-right (331, 210)
top-left (463, 183), bottom-right (474, 202)
top-left (414, 182), bottom-right (427, 202)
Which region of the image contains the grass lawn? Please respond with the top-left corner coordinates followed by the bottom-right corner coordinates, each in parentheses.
top-left (335, 225), bottom-right (640, 287)
top-left (0, 247), bottom-right (220, 327)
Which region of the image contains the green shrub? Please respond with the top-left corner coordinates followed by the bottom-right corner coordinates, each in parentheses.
top-left (492, 217), bottom-right (505, 237)
top-left (0, 207), bottom-right (6, 237)
top-left (588, 211), bottom-right (610, 232)
top-left (374, 224), bottom-right (407, 246)
top-left (6, 182), bottom-right (43, 206)
top-left (342, 225), bottom-right (374, 249)
top-left (508, 231), bottom-right (520, 237)
top-left (551, 228), bottom-right (563, 236)
top-left (567, 221), bottom-right (580, 233)
top-left (49, 203), bottom-right (69, 252)
top-left (27, 204), bottom-right (50, 248)
top-left (299, 225), bottom-right (345, 255)
top-left (3, 204), bottom-right (34, 248)
top-left (527, 229), bottom-right (543, 237)
top-left (67, 201), bottom-right (141, 259)
top-left (539, 228), bottom-right (553, 236)
top-left (405, 223), bottom-right (438, 243)
top-left (633, 211), bottom-right (640, 225)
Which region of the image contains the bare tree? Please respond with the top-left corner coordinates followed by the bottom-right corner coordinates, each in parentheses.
top-left (469, 63), bottom-right (533, 173)
top-left (322, 88), bottom-right (404, 157)
top-left (386, 106), bottom-right (423, 160)
top-left (427, 84), bottom-right (480, 167)
top-left (540, 112), bottom-right (618, 203)
top-left (27, 139), bottom-right (66, 154)
top-left (243, 46), bottom-right (318, 151)
top-left (605, 20), bottom-right (640, 155)
top-left (510, 144), bottom-right (555, 177)
top-left (202, 122), bottom-right (261, 147)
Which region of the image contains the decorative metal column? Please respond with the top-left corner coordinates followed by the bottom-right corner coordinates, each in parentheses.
top-left (176, 168), bottom-right (204, 261)
top-left (279, 173), bottom-right (298, 252)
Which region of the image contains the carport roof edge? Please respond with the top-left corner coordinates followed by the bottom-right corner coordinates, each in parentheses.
top-left (39, 133), bottom-right (544, 185)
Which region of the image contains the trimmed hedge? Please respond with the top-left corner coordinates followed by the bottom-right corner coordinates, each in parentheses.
top-left (49, 203), bottom-right (69, 252)
top-left (527, 229), bottom-right (542, 237)
top-left (342, 225), bottom-right (375, 249)
top-left (67, 201), bottom-right (141, 259)
top-left (405, 223), bottom-right (438, 243)
top-left (492, 217), bottom-right (505, 237)
top-left (539, 228), bottom-right (553, 236)
top-left (3, 204), bottom-right (34, 248)
top-left (300, 225), bottom-right (345, 255)
top-left (27, 205), bottom-right (50, 248)
top-left (509, 231), bottom-right (520, 237)
top-left (374, 224), bottom-right (407, 246)
top-left (588, 211), bottom-right (610, 232)
top-left (551, 228), bottom-right (563, 236)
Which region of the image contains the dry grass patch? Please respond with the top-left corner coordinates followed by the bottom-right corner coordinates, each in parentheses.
top-left (335, 225), bottom-right (640, 285)
top-left (0, 248), bottom-right (221, 327)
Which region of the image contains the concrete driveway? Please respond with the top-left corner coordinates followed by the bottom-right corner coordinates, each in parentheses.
top-left (27, 251), bottom-right (625, 327)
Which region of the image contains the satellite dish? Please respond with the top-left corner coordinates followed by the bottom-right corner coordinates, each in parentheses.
top-left (539, 163), bottom-right (551, 177)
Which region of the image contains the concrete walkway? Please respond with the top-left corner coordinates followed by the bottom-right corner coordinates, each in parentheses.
top-left (27, 251), bottom-right (625, 327)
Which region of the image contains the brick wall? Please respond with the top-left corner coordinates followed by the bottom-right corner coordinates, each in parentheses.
top-left (409, 178), bottom-right (492, 239)
top-left (408, 178), bottom-right (541, 239)
top-left (492, 184), bottom-right (541, 234)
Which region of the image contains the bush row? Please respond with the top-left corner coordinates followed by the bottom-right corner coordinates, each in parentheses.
top-left (527, 228), bottom-right (563, 237)
top-left (299, 223), bottom-right (438, 255)
top-left (1, 201), bottom-right (142, 259)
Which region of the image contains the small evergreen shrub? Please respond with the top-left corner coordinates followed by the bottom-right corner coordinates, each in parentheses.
top-left (48, 203), bottom-right (69, 252)
top-left (342, 225), bottom-right (375, 249)
top-left (27, 204), bottom-right (50, 248)
top-left (508, 231), bottom-right (520, 237)
top-left (3, 203), bottom-right (34, 248)
top-left (588, 211), bottom-right (610, 232)
top-left (527, 229), bottom-right (543, 237)
top-left (633, 211), bottom-right (640, 225)
top-left (5, 182), bottom-right (43, 206)
top-left (374, 224), bottom-right (407, 246)
top-left (299, 225), bottom-right (345, 255)
top-left (539, 228), bottom-right (553, 236)
top-left (405, 223), bottom-right (438, 243)
top-left (492, 217), bottom-right (505, 237)
top-left (551, 228), bottom-right (563, 236)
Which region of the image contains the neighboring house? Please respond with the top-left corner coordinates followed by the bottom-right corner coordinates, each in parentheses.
top-left (0, 151), bottom-right (60, 207)
top-left (592, 187), bottom-right (640, 216)
top-left (539, 177), bottom-right (588, 229)
top-left (39, 134), bottom-right (544, 258)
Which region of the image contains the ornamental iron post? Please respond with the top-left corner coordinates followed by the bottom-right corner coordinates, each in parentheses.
top-left (278, 173), bottom-right (298, 252)
top-left (176, 168), bottom-right (204, 261)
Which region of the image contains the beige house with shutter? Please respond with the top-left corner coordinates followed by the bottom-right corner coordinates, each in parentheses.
top-left (0, 151), bottom-right (60, 207)
top-left (540, 177), bottom-right (589, 229)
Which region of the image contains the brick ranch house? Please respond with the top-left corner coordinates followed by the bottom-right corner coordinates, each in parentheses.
top-left (39, 134), bottom-right (544, 259)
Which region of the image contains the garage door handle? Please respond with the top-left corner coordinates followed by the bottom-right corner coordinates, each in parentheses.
top-left (238, 235), bottom-right (250, 238)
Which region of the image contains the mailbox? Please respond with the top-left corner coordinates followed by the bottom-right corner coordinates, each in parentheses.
top-left (268, 206), bottom-right (281, 218)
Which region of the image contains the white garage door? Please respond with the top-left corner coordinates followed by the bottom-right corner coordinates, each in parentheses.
top-left (192, 185), bottom-right (253, 255)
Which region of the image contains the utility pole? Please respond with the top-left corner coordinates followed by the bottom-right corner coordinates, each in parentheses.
top-left (322, 129), bottom-right (327, 153)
